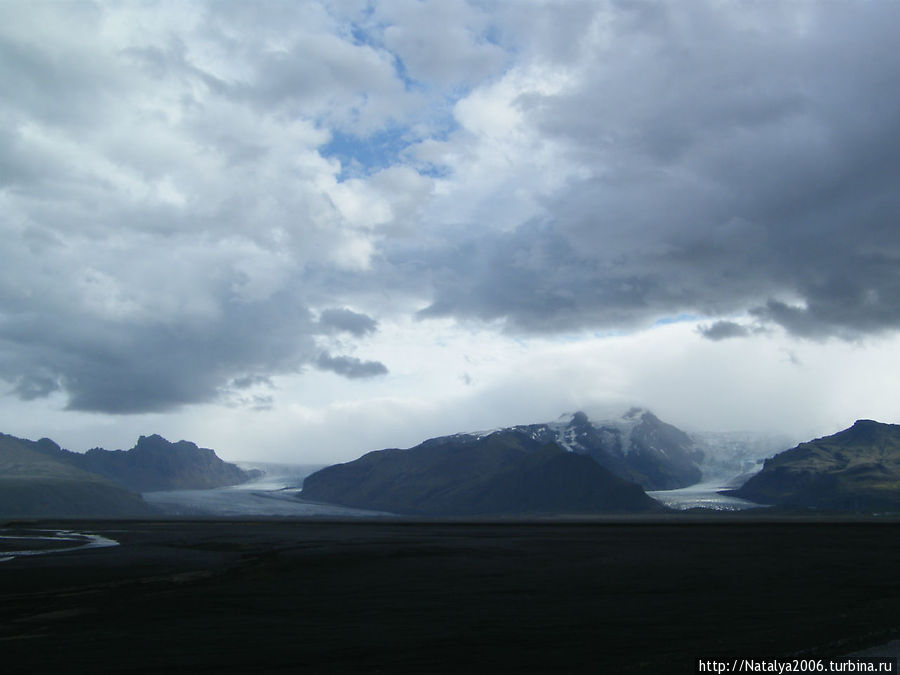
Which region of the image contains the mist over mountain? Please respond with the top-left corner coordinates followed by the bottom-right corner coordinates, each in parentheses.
top-left (729, 420), bottom-right (900, 511)
top-left (464, 408), bottom-right (705, 491)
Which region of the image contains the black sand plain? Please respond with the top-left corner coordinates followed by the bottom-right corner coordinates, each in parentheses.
top-left (2, 517), bottom-right (899, 673)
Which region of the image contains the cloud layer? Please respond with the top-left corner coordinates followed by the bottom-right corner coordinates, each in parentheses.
top-left (408, 2), bottom-right (900, 338)
top-left (2, 1), bottom-right (899, 416)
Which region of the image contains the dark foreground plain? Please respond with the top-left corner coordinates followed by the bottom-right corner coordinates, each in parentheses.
top-left (2, 518), bottom-right (899, 673)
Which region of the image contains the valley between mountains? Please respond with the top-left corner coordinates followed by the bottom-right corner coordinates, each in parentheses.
top-left (4, 408), bottom-right (898, 518)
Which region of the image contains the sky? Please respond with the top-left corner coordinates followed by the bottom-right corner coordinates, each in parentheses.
top-left (1, 0), bottom-right (899, 463)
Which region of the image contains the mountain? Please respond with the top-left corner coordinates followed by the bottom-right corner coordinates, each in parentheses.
top-left (29, 434), bottom-right (253, 492)
top-left (481, 408), bottom-right (704, 490)
top-left (0, 433), bottom-right (153, 517)
top-left (301, 427), bottom-right (665, 516)
top-left (728, 420), bottom-right (900, 511)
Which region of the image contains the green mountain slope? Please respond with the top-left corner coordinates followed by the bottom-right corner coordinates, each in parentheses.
top-left (0, 434), bottom-right (153, 517)
top-left (729, 420), bottom-right (900, 511)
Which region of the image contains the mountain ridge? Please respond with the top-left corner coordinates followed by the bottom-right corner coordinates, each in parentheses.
top-left (0, 433), bottom-right (154, 517)
top-left (27, 433), bottom-right (253, 492)
top-left (1, 431), bottom-right (253, 517)
top-left (299, 409), bottom-right (706, 515)
top-left (301, 428), bottom-right (665, 516)
top-left (437, 408), bottom-right (704, 491)
top-left (728, 419), bottom-right (900, 511)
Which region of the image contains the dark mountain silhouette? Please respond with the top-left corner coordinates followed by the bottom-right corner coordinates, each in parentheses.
top-left (301, 428), bottom-right (665, 516)
top-left (728, 420), bottom-right (900, 511)
top-left (346, 409), bottom-right (703, 493)
top-left (28, 434), bottom-right (252, 492)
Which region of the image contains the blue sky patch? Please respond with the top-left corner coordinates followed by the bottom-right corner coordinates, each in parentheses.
top-left (321, 127), bottom-right (411, 179)
top-left (654, 314), bottom-right (700, 326)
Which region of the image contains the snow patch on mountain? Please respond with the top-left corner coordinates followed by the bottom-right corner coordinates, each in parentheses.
top-left (452, 408), bottom-right (787, 490)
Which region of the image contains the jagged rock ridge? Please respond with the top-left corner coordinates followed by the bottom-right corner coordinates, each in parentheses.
top-left (29, 434), bottom-right (253, 492)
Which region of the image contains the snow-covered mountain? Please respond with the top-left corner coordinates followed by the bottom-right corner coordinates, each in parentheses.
top-left (300, 417), bottom-right (667, 515)
top-left (430, 408), bottom-right (705, 491)
top-left (301, 408), bottom-right (797, 514)
top-left (447, 408), bottom-right (792, 490)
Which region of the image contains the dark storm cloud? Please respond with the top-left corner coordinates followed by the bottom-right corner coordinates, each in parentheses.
top-left (0, 292), bottom-right (320, 414)
top-left (414, 221), bottom-right (685, 332)
top-left (230, 375), bottom-right (273, 390)
top-left (315, 352), bottom-right (388, 379)
top-left (415, 2), bottom-right (900, 339)
top-left (699, 321), bottom-right (750, 341)
top-left (0, 277), bottom-right (391, 413)
top-left (316, 308), bottom-right (378, 336)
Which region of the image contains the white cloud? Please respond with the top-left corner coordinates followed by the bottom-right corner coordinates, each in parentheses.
top-left (378, 0), bottom-right (506, 87)
top-left (8, 316), bottom-right (897, 463)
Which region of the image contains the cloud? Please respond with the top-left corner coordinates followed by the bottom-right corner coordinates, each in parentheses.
top-left (401, 2), bottom-right (900, 340)
top-left (315, 352), bottom-right (389, 379)
top-left (316, 308), bottom-right (378, 337)
top-left (377, 0), bottom-right (507, 87)
top-left (2, 0), bottom-right (900, 423)
top-left (0, 1), bottom-right (409, 414)
top-left (0, 285), bottom-right (322, 413)
top-left (699, 321), bottom-right (751, 341)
